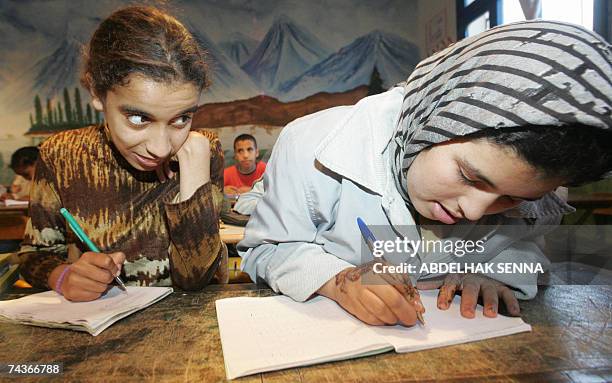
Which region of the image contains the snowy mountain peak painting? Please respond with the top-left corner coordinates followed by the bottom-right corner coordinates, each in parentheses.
top-left (32, 37), bottom-right (83, 98)
top-left (186, 23), bottom-right (261, 103)
top-left (279, 30), bottom-right (420, 102)
top-left (219, 32), bottom-right (259, 66)
top-left (241, 14), bottom-right (332, 96)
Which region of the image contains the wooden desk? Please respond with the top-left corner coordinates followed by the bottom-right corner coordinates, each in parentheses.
top-left (0, 204), bottom-right (29, 214)
top-left (220, 223), bottom-right (245, 244)
top-left (567, 192), bottom-right (612, 209)
top-left (0, 204), bottom-right (29, 241)
top-left (0, 283), bottom-right (610, 382)
top-left (567, 192), bottom-right (612, 224)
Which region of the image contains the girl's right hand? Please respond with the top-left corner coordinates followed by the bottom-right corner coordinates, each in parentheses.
top-left (317, 262), bottom-right (424, 327)
top-left (48, 251), bottom-right (125, 302)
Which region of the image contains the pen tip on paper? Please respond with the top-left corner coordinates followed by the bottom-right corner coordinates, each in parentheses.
top-left (417, 311), bottom-right (425, 326)
top-left (116, 280), bottom-right (128, 294)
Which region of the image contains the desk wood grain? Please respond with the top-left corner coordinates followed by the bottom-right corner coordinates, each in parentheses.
top-left (220, 224), bottom-right (245, 244)
top-left (567, 192), bottom-right (612, 209)
top-left (0, 213), bottom-right (28, 240)
top-left (0, 284), bottom-right (610, 382)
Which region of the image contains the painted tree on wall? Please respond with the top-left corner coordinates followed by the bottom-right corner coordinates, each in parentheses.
top-left (367, 66), bottom-right (384, 96)
top-left (29, 88), bottom-right (102, 132)
top-left (46, 98), bottom-right (53, 125)
top-left (86, 104), bottom-right (93, 126)
top-left (74, 88), bottom-right (84, 124)
top-left (63, 88), bottom-right (73, 123)
top-left (34, 95), bottom-right (43, 127)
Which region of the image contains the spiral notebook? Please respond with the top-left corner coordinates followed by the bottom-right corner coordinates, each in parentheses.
top-left (216, 290), bottom-right (531, 379)
top-left (0, 286), bottom-right (172, 336)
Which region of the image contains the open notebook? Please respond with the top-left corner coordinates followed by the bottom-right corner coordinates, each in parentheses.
top-left (216, 290), bottom-right (531, 380)
top-left (0, 286), bottom-right (172, 336)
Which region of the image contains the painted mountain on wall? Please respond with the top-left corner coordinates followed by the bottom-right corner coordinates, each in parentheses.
top-left (278, 30), bottom-right (420, 102)
top-left (219, 32), bottom-right (260, 66)
top-left (187, 24), bottom-right (261, 103)
top-left (0, 36), bottom-right (85, 114)
top-left (241, 14), bottom-right (332, 96)
top-left (31, 37), bottom-right (82, 99)
top-left (14, 23), bottom-right (263, 109)
top-left (23, 21), bottom-right (419, 107)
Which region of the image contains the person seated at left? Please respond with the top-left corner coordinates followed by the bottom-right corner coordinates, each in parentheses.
top-left (1, 146), bottom-right (40, 202)
top-left (224, 134), bottom-right (266, 195)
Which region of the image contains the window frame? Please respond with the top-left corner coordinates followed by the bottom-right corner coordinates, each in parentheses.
top-left (456, 0), bottom-right (503, 39)
top-left (457, 0), bottom-right (606, 41)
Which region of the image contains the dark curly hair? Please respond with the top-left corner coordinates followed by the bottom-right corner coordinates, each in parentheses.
top-left (81, 5), bottom-right (209, 99)
top-left (10, 146), bottom-right (40, 170)
top-left (469, 125), bottom-right (612, 186)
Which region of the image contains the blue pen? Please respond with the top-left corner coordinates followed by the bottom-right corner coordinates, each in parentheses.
top-left (60, 208), bottom-right (128, 293)
top-left (357, 217), bottom-right (378, 256)
top-left (357, 217), bottom-right (425, 325)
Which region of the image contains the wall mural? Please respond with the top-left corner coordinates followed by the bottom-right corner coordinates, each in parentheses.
top-left (0, 0), bottom-right (422, 182)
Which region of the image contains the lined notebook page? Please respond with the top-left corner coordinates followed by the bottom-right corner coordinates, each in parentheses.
top-left (216, 291), bottom-right (531, 379)
top-left (372, 290), bottom-right (531, 352)
top-left (216, 295), bottom-right (390, 379)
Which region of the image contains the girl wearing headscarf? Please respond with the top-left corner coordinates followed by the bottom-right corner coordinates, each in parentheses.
top-left (238, 21), bottom-right (612, 326)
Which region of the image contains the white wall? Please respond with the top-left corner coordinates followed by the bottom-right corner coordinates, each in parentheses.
top-left (417, 0), bottom-right (458, 58)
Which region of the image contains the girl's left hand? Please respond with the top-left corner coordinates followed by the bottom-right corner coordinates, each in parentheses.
top-left (175, 130), bottom-right (211, 163)
top-left (171, 131), bottom-right (211, 201)
top-left (417, 273), bottom-right (520, 318)
top-left (156, 131), bottom-right (211, 183)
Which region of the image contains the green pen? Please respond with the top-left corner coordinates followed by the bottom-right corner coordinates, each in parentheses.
top-left (60, 207), bottom-right (128, 293)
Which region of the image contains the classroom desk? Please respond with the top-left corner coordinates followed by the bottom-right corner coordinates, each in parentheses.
top-left (567, 192), bottom-right (612, 209)
top-left (0, 283), bottom-right (610, 382)
top-left (219, 223), bottom-right (245, 244)
top-left (0, 204), bottom-right (29, 241)
top-left (0, 204), bottom-right (29, 214)
top-left (567, 192), bottom-right (612, 224)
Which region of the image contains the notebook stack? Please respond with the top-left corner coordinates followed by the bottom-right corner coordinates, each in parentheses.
top-left (0, 286), bottom-right (173, 335)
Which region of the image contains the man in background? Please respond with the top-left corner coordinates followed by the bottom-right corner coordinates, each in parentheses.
top-left (0, 146), bottom-right (39, 253)
top-left (1, 146), bottom-right (39, 201)
top-left (224, 134), bottom-right (266, 195)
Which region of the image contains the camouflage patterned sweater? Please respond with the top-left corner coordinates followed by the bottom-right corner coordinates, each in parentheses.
top-left (18, 125), bottom-right (227, 290)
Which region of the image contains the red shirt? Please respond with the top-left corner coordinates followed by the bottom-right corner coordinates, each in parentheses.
top-left (224, 162), bottom-right (266, 189)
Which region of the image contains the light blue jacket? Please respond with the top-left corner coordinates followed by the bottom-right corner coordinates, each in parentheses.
top-left (233, 177), bottom-right (264, 215)
top-left (238, 88), bottom-right (572, 302)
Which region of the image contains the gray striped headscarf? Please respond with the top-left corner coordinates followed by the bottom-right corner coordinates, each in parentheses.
top-left (391, 20), bottom-right (611, 215)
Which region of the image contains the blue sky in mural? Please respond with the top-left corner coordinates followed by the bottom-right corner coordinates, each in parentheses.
top-left (0, 0), bottom-right (420, 167)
